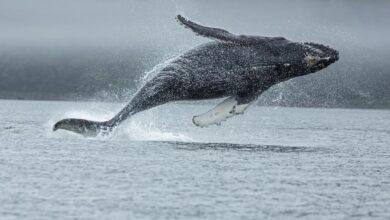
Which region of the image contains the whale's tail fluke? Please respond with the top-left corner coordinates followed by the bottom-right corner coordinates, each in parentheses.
top-left (53, 118), bottom-right (114, 137)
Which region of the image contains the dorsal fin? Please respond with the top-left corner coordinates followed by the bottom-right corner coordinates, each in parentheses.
top-left (176, 15), bottom-right (286, 45)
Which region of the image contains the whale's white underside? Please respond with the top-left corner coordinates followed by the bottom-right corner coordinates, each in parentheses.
top-left (192, 97), bottom-right (250, 127)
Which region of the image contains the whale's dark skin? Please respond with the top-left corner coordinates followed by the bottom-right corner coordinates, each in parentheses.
top-left (53, 15), bottom-right (339, 137)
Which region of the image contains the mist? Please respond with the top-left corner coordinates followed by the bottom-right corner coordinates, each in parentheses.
top-left (1, 0), bottom-right (389, 108)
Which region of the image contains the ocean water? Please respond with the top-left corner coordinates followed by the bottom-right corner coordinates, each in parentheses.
top-left (1, 99), bottom-right (390, 219)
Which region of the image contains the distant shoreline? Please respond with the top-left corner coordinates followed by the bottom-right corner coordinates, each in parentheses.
top-left (1, 97), bottom-right (389, 111)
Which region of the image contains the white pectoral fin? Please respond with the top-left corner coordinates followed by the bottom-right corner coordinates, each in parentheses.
top-left (192, 97), bottom-right (251, 128)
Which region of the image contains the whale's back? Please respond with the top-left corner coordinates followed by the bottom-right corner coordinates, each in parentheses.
top-left (157, 42), bottom-right (285, 99)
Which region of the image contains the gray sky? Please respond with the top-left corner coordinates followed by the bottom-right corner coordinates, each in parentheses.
top-left (1, 0), bottom-right (389, 49)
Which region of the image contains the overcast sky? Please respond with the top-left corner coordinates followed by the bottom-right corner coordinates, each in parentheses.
top-left (1, 0), bottom-right (389, 49)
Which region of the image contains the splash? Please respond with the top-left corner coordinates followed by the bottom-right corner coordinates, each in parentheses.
top-left (48, 102), bottom-right (193, 142)
top-left (140, 55), bottom-right (179, 83)
top-left (121, 120), bottom-right (193, 142)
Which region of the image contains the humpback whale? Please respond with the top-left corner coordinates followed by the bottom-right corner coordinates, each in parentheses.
top-left (53, 15), bottom-right (339, 137)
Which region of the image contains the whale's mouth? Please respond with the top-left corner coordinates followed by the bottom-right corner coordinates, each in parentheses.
top-left (302, 42), bottom-right (339, 70)
top-left (303, 42), bottom-right (339, 63)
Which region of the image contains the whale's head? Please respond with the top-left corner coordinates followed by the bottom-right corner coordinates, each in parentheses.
top-left (273, 41), bottom-right (339, 80)
top-left (301, 42), bottom-right (339, 73)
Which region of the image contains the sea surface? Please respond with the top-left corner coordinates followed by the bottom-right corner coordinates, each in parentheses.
top-left (1, 99), bottom-right (390, 219)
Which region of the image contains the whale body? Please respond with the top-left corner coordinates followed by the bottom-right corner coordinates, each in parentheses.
top-left (53, 15), bottom-right (339, 136)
